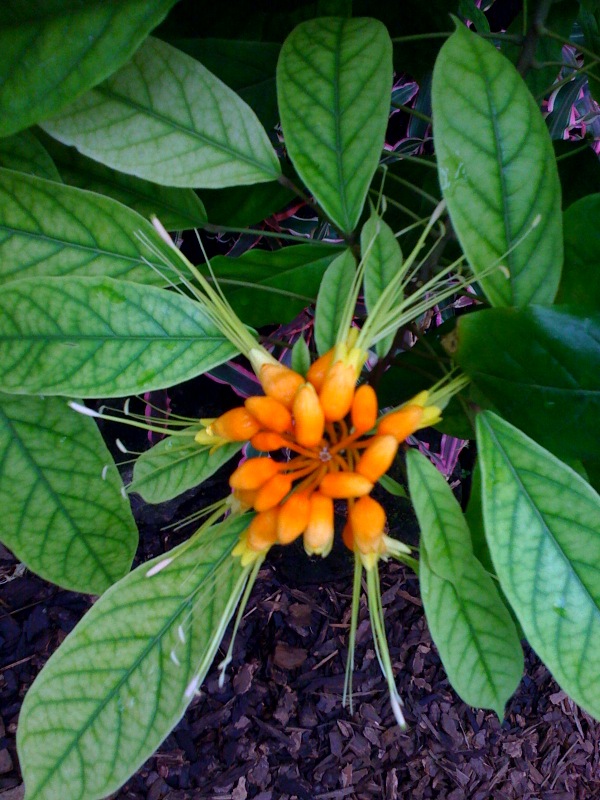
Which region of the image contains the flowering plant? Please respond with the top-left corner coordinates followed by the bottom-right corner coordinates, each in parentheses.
top-left (0, 4), bottom-right (599, 800)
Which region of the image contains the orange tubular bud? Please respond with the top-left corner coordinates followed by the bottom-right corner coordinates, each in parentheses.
top-left (319, 361), bottom-right (357, 422)
top-left (356, 435), bottom-right (399, 483)
top-left (293, 383), bottom-right (325, 447)
top-left (258, 363), bottom-right (304, 409)
top-left (229, 457), bottom-right (281, 491)
top-left (303, 492), bottom-right (334, 556)
top-left (253, 473), bottom-right (293, 512)
top-left (277, 491), bottom-right (311, 544)
top-left (245, 396), bottom-right (293, 433)
top-left (231, 487), bottom-right (258, 513)
top-left (351, 384), bottom-right (378, 433)
top-left (306, 348), bottom-right (335, 391)
top-left (319, 472), bottom-right (373, 499)
top-left (246, 509), bottom-right (279, 553)
top-left (211, 407), bottom-right (261, 441)
top-left (251, 431), bottom-right (288, 452)
top-left (342, 519), bottom-right (354, 551)
top-left (350, 496), bottom-right (386, 555)
top-left (377, 404), bottom-right (425, 442)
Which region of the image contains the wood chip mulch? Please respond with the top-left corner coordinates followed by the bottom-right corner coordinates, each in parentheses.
top-left (1, 542), bottom-right (599, 800)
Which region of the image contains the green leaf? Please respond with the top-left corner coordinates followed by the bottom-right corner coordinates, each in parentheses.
top-left (18, 515), bottom-right (250, 800)
top-left (36, 132), bottom-right (207, 231)
top-left (314, 248), bottom-right (356, 355)
top-left (361, 209), bottom-right (403, 358)
top-left (0, 393), bottom-right (137, 595)
top-left (0, 167), bottom-right (184, 286)
top-left (130, 434), bottom-right (241, 504)
top-left (406, 448), bottom-right (523, 717)
top-left (209, 243), bottom-right (344, 328)
top-left (291, 336), bottom-right (311, 377)
top-left (555, 141), bottom-right (600, 209)
top-left (0, 0), bottom-right (178, 137)
top-left (0, 130), bottom-right (61, 181)
top-left (432, 23), bottom-right (563, 307)
top-left (557, 194), bottom-right (600, 309)
top-left (277, 17), bottom-right (393, 233)
top-left (41, 37), bottom-right (281, 189)
top-left (455, 306), bottom-right (600, 462)
top-left (476, 411), bottom-right (600, 722)
top-left (0, 277), bottom-right (237, 397)
top-left (202, 180), bottom-right (294, 228)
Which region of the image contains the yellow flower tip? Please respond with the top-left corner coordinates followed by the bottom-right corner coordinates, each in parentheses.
top-left (258, 362), bottom-right (305, 409)
top-left (319, 360), bottom-right (358, 422)
top-left (421, 405), bottom-right (443, 428)
top-left (245, 396), bottom-right (293, 433)
top-left (233, 512), bottom-right (278, 566)
top-left (303, 492), bottom-right (334, 557)
top-left (277, 491), bottom-right (311, 544)
top-left (195, 428), bottom-right (224, 447)
top-left (251, 431), bottom-right (288, 452)
top-left (228, 488), bottom-right (257, 514)
top-left (382, 534), bottom-right (411, 556)
top-left (210, 407), bottom-right (261, 442)
top-left (293, 382), bottom-right (325, 447)
top-left (319, 472), bottom-right (373, 499)
top-left (356, 435), bottom-right (399, 482)
top-left (306, 348), bottom-right (334, 392)
top-left (350, 496), bottom-right (386, 557)
top-left (229, 457), bottom-right (281, 491)
top-left (351, 384), bottom-right (378, 433)
top-left (377, 404), bottom-right (425, 442)
top-left (253, 473), bottom-right (293, 512)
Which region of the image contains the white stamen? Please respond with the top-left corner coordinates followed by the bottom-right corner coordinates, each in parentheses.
top-left (498, 265), bottom-right (510, 279)
top-left (151, 215), bottom-right (178, 250)
top-left (184, 675), bottom-right (200, 699)
top-left (98, 405), bottom-right (107, 415)
top-left (145, 557), bottom-right (173, 577)
top-left (68, 402), bottom-right (101, 418)
top-left (101, 465), bottom-right (108, 481)
top-left (123, 398), bottom-right (131, 416)
top-left (390, 691), bottom-right (406, 729)
top-left (170, 650), bottom-right (181, 666)
top-left (178, 625), bottom-right (186, 643)
top-left (120, 486), bottom-right (128, 500)
top-left (115, 438), bottom-right (128, 453)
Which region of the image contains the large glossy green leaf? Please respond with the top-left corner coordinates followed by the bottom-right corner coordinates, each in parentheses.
top-left (477, 411), bottom-right (600, 722)
top-left (208, 243), bottom-right (344, 328)
top-left (0, 277), bottom-right (237, 397)
top-left (361, 209), bottom-right (403, 357)
top-left (41, 37), bottom-right (281, 189)
top-left (407, 448), bottom-right (523, 717)
top-left (36, 133), bottom-right (207, 231)
top-left (0, 130), bottom-right (61, 181)
top-left (0, 168), bottom-right (180, 286)
top-left (557, 194), bottom-right (600, 309)
top-left (432, 24), bottom-right (563, 307)
top-left (130, 433), bottom-right (241, 504)
top-left (202, 180), bottom-right (294, 228)
top-left (0, 0), bottom-right (177, 137)
top-left (18, 515), bottom-right (250, 800)
top-left (277, 17), bottom-right (393, 234)
top-left (314, 248), bottom-right (356, 355)
top-left (455, 306), bottom-right (600, 461)
top-left (0, 393), bottom-right (136, 595)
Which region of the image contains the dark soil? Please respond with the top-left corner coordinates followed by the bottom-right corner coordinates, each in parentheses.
top-left (1, 378), bottom-right (599, 800)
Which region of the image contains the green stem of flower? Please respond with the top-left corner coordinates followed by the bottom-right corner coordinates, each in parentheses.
top-left (343, 555), bottom-right (364, 713)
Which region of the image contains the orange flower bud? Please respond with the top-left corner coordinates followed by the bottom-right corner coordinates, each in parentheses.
top-left (356, 435), bottom-right (398, 482)
top-left (229, 457), bottom-right (281, 491)
top-left (293, 383), bottom-right (325, 447)
top-left (245, 396), bottom-right (292, 433)
top-left (318, 360), bottom-right (357, 422)
top-left (253, 473), bottom-right (293, 512)
top-left (210, 407), bottom-right (261, 441)
top-left (277, 491), bottom-right (311, 544)
top-left (258, 363), bottom-right (304, 409)
top-left (342, 519), bottom-right (354, 551)
top-left (351, 384), bottom-right (378, 433)
top-left (246, 509), bottom-right (279, 553)
top-left (231, 487), bottom-right (257, 513)
top-left (377, 404), bottom-right (425, 442)
top-left (304, 492), bottom-right (334, 556)
top-left (319, 472), bottom-right (373, 499)
top-left (349, 496), bottom-right (386, 555)
top-left (306, 348), bottom-right (334, 391)
top-left (251, 431), bottom-right (288, 452)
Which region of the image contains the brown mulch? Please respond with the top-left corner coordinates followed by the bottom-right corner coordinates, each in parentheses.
top-left (1, 541), bottom-right (600, 800)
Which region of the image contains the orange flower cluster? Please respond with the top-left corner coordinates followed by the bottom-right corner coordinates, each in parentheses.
top-left (196, 348), bottom-right (441, 566)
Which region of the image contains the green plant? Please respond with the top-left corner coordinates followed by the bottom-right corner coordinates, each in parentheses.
top-left (0, 3), bottom-right (599, 799)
